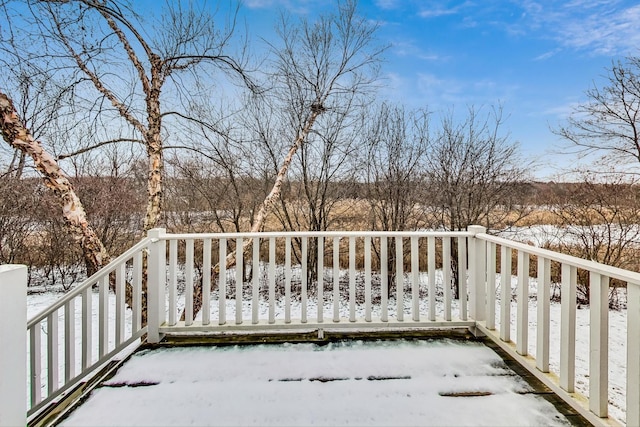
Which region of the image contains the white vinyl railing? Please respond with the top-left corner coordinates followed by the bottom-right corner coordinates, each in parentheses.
top-left (475, 230), bottom-right (640, 427)
top-left (22, 235), bottom-right (152, 421)
top-left (145, 228), bottom-right (473, 336)
top-left (2, 226), bottom-right (638, 425)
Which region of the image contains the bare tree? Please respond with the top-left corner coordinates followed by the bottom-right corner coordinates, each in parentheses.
top-left (0, 178), bottom-right (38, 267)
top-left (364, 103), bottom-right (430, 231)
top-left (361, 102), bottom-right (430, 293)
top-left (555, 57), bottom-right (640, 169)
top-left (425, 106), bottom-right (529, 297)
top-left (548, 170), bottom-right (640, 307)
top-left (270, 102), bottom-right (364, 282)
top-left (186, 0), bottom-right (385, 320)
top-left (247, 0), bottom-right (383, 234)
top-left (165, 151), bottom-right (260, 235)
top-left (274, 108), bottom-right (361, 234)
top-left (162, 95), bottom-right (264, 235)
top-left (19, 0), bottom-right (253, 231)
top-left (426, 106), bottom-right (529, 232)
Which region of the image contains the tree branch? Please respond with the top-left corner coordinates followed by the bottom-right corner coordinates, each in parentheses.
top-left (56, 137), bottom-right (144, 159)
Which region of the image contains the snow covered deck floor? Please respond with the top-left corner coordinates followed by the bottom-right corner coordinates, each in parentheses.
top-left (58, 338), bottom-right (586, 426)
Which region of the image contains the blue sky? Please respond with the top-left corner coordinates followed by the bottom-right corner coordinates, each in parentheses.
top-left (234, 0), bottom-right (640, 179)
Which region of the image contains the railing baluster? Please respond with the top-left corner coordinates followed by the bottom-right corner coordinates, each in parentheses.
top-left (364, 236), bottom-right (372, 322)
top-left (428, 236), bottom-right (436, 321)
top-left (252, 237), bottom-right (260, 325)
top-left (168, 239), bottom-right (178, 326)
top-left (560, 263), bottom-right (577, 393)
top-left (516, 251), bottom-right (529, 356)
top-left (64, 299), bottom-right (75, 382)
top-left (116, 263), bottom-right (125, 345)
top-left (236, 238), bottom-right (244, 325)
top-left (396, 236), bottom-right (404, 322)
top-left (301, 237), bottom-right (308, 323)
top-left (537, 257), bottom-right (551, 372)
top-left (349, 236), bottom-right (356, 322)
top-left (185, 239), bottom-right (194, 327)
top-left (627, 282), bottom-right (640, 427)
top-left (132, 251), bottom-right (142, 332)
top-left (410, 236), bottom-right (419, 322)
top-left (219, 238), bottom-right (227, 325)
top-left (47, 312), bottom-right (59, 394)
top-left (269, 237), bottom-right (276, 324)
top-left (285, 237), bottom-right (292, 324)
top-left (82, 286), bottom-right (92, 370)
top-left (30, 323), bottom-right (42, 406)
top-left (333, 237), bottom-right (340, 322)
top-left (589, 272), bottom-right (609, 417)
top-left (381, 237), bottom-right (388, 322)
top-left (443, 237), bottom-right (451, 321)
top-left (317, 236), bottom-right (324, 323)
top-left (98, 275), bottom-right (108, 358)
top-left (500, 245), bottom-right (511, 342)
top-left (486, 242), bottom-right (496, 329)
top-left (202, 239), bottom-right (212, 326)
top-left (458, 236), bottom-right (467, 321)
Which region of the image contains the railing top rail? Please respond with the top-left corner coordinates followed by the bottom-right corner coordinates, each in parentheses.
top-left (479, 232), bottom-right (640, 285)
top-left (27, 237), bottom-right (152, 328)
top-left (158, 230), bottom-right (473, 240)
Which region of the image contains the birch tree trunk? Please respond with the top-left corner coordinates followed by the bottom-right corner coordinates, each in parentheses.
top-left (0, 91), bottom-right (111, 277)
top-left (0, 91), bottom-right (142, 317)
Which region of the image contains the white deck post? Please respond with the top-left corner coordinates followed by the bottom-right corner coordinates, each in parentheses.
top-left (0, 265), bottom-right (27, 427)
top-left (147, 228), bottom-right (166, 344)
top-left (627, 282), bottom-right (640, 427)
top-left (468, 225), bottom-right (487, 322)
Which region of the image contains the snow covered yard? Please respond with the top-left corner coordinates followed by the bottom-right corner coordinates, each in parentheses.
top-left (59, 339), bottom-right (572, 427)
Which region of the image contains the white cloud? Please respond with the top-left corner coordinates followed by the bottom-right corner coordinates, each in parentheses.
top-left (391, 39), bottom-right (448, 62)
top-left (375, 0), bottom-right (402, 10)
top-left (533, 48), bottom-right (562, 61)
top-left (244, 0), bottom-right (313, 14)
top-left (416, 73), bottom-right (466, 105)
top-left (418, 1), bottom-right (475, 19)
top-left (412, 73), bottom-right (520, 109)
top-left (419, 7), bottom-right (460, 18)
top-left (514, 1), bottom-right (640, 57)
top-left (534, 101), bottom-right (585, 119)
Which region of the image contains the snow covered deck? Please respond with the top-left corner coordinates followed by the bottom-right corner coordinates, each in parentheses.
top-left (59, 339), bottom-right (580, 426)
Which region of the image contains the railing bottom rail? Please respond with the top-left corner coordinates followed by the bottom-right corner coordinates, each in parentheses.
top-left (158, 319), bottom-right (477, 336)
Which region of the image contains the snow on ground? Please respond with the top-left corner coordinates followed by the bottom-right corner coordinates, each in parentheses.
top-left (498, 224), bottom-right (640, 248)
top-left (60, 339), bottom-right (571, 427)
